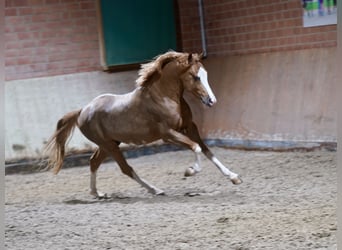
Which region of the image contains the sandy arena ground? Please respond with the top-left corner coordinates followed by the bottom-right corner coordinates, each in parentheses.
top-left (5, 147), bottom-right (337, 250)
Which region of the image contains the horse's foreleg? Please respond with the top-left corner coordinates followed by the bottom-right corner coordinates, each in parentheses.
top-left (105, 142), bottom-right (164, 195)
top-left (184, 151), bottom-right (202, 176)
top-left (164, 129), bottom-right (203, 176)
top-left (89, 148), bottom-right (108, 198)
top-left (185, 122), bottom-right (242, 185)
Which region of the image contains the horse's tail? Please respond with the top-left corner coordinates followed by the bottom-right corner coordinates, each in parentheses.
top-left (44, 109), bottom-right (81, 174)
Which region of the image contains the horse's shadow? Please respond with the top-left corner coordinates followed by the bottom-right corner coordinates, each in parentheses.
top-left (63, 189), bottom-right (219, 205)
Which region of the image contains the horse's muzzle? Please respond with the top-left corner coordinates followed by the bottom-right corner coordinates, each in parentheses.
top-left (202, 96), bottom-right (217, 107)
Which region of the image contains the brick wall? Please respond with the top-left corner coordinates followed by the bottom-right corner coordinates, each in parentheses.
top-left (5, 0), bottom-right (100, 80)
top-left (5, 0), bottom-right (337, 80)
top-left (178, 0), bottom-right (337, 55)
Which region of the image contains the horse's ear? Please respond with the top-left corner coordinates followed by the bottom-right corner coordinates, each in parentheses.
top-left (199, 52), bottom-right (204, 59)
top-left (187, 53), bottom-right (193, 64)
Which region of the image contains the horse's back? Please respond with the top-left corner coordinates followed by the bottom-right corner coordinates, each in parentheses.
top-left (79, 92), bottom-right (136, 120)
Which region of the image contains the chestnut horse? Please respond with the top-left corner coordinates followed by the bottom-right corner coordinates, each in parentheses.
top-left (45, 51), bottom-right (242, 197)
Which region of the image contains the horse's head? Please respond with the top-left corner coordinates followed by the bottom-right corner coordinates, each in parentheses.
top-left (136, 51), bottom-right (217, 107)
top-left (179, 53), bottom-right (217, 107)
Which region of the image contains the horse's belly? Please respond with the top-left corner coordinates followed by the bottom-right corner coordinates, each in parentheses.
top-left (110, 124), bottom-right (162, 145)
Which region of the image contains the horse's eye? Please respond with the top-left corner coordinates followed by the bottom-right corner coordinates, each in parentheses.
top-left (193, 75), bottom-right (200, 81)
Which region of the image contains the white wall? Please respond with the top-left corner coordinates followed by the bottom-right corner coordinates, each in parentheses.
top-left (5, 48), bottom-right (337, 161)
top-left (5, 71), bottom-right (137, 160)
top-left (201, 48), bottom-right (337, 143)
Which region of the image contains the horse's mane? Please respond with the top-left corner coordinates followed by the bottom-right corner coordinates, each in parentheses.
top-left (136, 51), bottom-right (186, 87)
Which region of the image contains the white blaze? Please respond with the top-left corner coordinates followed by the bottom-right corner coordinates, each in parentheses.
top-left (197, 67), bottom-right (217, 104)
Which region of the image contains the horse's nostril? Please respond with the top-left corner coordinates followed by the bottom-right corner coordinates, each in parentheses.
top-left (209, 97), bottom-right (217, 106)
top-left (201, 96), bottom-right (216, 107)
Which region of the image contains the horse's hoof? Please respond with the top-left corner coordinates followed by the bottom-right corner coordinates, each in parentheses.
top-left (156, 191), bottom-right (165, 196)
top-left (184, 167), bottom-right (196, 177)
top-left (91, 191), bottom-right (108, 199)
top-left (97, 193), bottom-right (109, 199)
top-left (154, 189), bottom-right (165, 196)
top-left (231, 176), bottom-right (243, 185)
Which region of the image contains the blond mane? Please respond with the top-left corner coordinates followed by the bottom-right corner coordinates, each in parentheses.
top-left (136, 51), bottom-right (187, 87)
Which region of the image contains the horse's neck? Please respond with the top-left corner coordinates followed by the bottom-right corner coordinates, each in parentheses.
top-left (149, 76), bottom-right (183, 103)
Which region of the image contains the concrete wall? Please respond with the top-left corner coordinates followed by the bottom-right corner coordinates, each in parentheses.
top-left (199, 47), bottom-right (337, 143)
top-left (5, 47), bottom-right (337, 160)
top-left (5, 71), bottom-right (137, 160)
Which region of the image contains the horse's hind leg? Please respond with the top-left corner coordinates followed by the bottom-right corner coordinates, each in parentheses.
top-left (104, 141), bottom-right (164, 195)
top-left (89, 147), bottom-right (108, 198)
top-left (185, 122), bottom-right (242, 185)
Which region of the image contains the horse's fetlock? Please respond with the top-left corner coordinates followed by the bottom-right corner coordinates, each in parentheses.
top-left (193, 144), bottom-right (202, 153)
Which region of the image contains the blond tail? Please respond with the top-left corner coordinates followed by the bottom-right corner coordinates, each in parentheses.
top-left (44, 109), bottom-right (81, 174)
